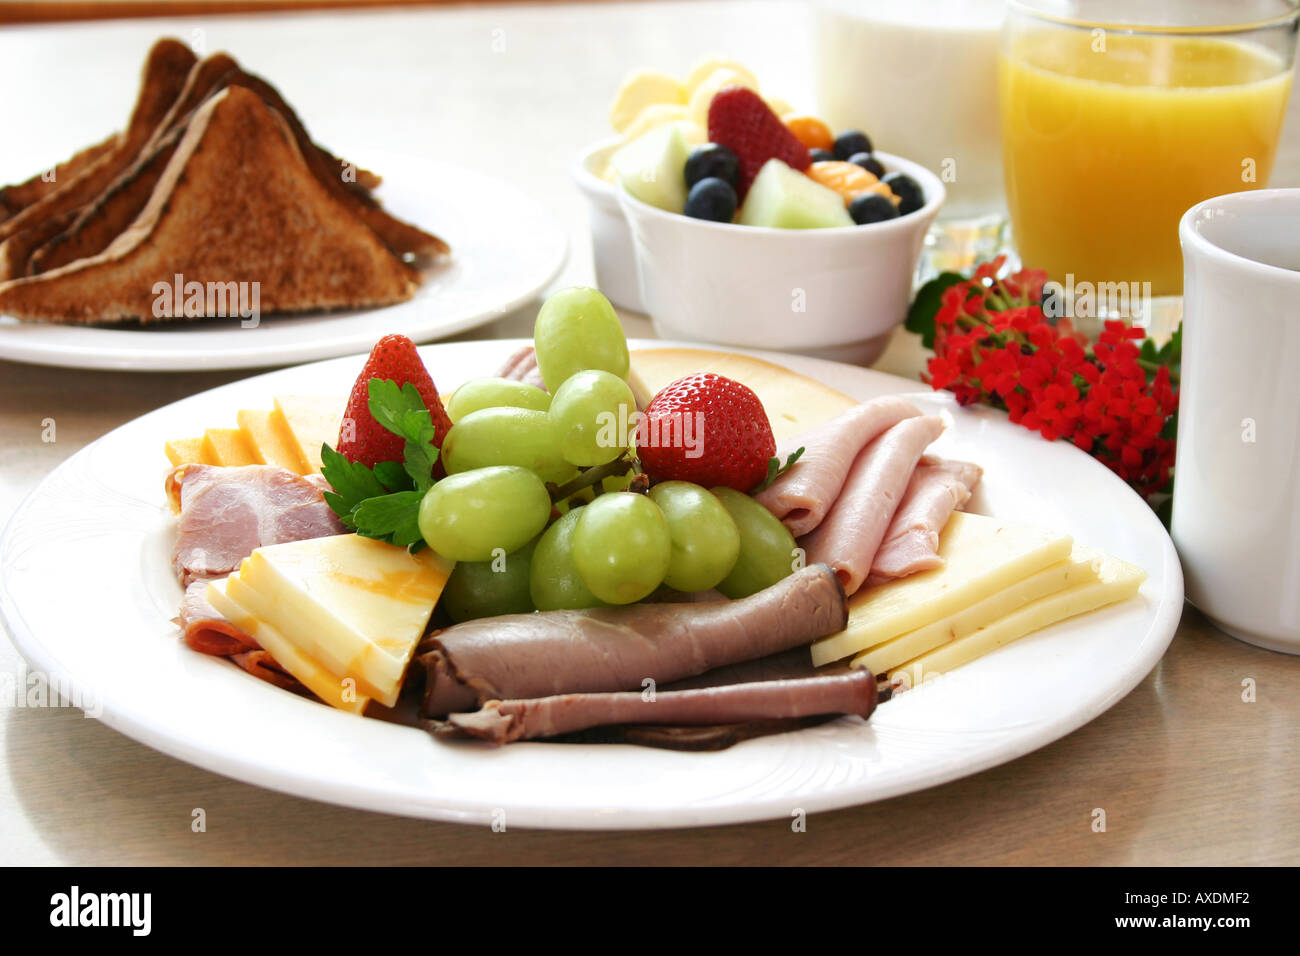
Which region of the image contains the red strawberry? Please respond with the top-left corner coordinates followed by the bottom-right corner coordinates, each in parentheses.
top-left (337, 334), bottom-right (453, 475)
top-left (707, 86), bottom-right (811, 199)
top-left (637, 373), bottom-right (776, 492)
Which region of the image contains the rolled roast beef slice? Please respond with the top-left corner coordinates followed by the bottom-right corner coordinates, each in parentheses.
top-left (868, 457), bottom-right (982, 584)
top-left (755, 396), bottom-right (922, 537)
top-left (800, 415), bottom-right (945, 597)
top-left (418, 563), bottom-right (848, 717)
top-left (436, 670), bottom-right (879, 744)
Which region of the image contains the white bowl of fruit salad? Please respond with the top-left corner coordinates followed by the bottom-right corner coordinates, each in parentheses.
top-left (609, 88), bottom-right (943, 365)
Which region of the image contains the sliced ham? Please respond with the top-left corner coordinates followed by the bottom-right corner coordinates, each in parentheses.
top-left (417, 563), bottom-right (848, 718)
top-left (436, 670), bottom-right (878, 744)
top-left (171, 464), bottom-right (344, 586)
top-left (495, 344), bottom-right (547, 391)
top-left (868, 457), bottom-right (982, 584)
top-left (230, 649), bottom-right (308, 695)
top-left (178, 578), bottom-right (258, 655)
top-left (799, 415), bottom-right (945, 596)
top-left (755, 396), bottom-right (922, 537)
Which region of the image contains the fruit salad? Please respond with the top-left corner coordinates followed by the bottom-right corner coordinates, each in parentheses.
top-left (604, 59), bottom-right (928, 229)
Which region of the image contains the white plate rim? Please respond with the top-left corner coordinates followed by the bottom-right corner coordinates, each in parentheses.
top-left (0, 339), bottom-right (1184, 829)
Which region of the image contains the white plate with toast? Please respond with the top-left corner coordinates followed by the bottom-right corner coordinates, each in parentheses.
top-left (0, 340), bottom-right (1183, 829)
top-left (0, 153), bottom-right (567, 371)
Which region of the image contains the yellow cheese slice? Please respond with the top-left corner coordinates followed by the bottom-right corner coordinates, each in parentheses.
top-left (201, 427), bottom-right (258, 467)
top-left (236, 408), bottom-right (307, 473)
top-left (631, 348), bottom-right (858, 441)
top-left (272, 395), bottom-right (343, 474)
top-left (852, 549), bottom-right (1101, 676)
top-left (205, 577), bottom-right (370, 715)
top-left (164, 437), bottom-right (210, 467)
top-left (811, 512), bottom-right (1074, 666)
top-left (889, 550), bottom-right (1147, 686)
top-left (233, 534), bottom-right (452, 708)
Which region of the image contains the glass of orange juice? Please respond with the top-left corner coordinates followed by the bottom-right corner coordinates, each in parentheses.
top-left (1000, 0), bottom-right (1297, 304)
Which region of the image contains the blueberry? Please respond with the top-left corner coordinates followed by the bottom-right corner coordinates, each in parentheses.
top-left (833, 130), bottom-right (873, 161)
top-left (882, 172), bottom-right (925, 215)
top-left (848, 151), bottom-right (886, 178)
top-left (684, 144), bottom-right (741, 191)
top-left (683, 177), bottom-right (738, 223)
top-left (809, 148), bottom-right (835, 164)
top-left (849, 193), bottom-right (900, 225)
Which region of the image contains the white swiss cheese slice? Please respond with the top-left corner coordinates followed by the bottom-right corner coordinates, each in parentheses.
top-left (205, 576), bottom-right (371, 715)
top-left (851, 548), bottom-right (1102, 676)
top-left (889, 549), bottom-right (1147, 686)
top-left (232, 534), bottom-right (452, 708)
top-left (811, 512), bottom-right (1074, 667)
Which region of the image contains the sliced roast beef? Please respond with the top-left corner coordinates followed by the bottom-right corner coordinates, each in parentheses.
top-left (800, 415), bottom-right (945, 596)
top-left (171, 464), bottom-right (344, 586)
top-left (435, 670), bottom-right (877, 744)
top-left (868, 457), bottom-right (982, 584)
top-left (755, 396), bottom-right (922, 537)
top-left (417, 563), bottom-right (848, 717)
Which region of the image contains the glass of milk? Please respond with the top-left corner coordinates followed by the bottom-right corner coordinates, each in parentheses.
top-left (814, 0), bottom-right (1010, 276)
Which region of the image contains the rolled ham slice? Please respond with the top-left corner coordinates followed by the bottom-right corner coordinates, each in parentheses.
top-left (868, 457), bottom-right (982, 584)
top-left (178, 578), bottom-right (258, 655)
top-left (755, 396), bottom-right (922, 537)
top-left (437, 670), bottom-right (878, 744)
top-left (171, 464), bottom-right (344, 586)
top-left (799, 415), bottom-right (945, 596)
top-left (418, 563), bottom-right (848, 717)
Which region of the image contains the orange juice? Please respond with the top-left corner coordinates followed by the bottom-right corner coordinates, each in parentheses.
top-left (1000, 31), bottom-right (1293, 295)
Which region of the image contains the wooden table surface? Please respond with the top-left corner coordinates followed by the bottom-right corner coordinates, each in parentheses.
top-left (2, 2), bottom-right (1298, 865)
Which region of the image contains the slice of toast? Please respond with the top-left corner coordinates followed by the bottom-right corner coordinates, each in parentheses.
top-left (0, 38), bottom-right (196, 245)
top-left (0, 135), bottom-right (119, 223)
top-left (0, 86), bottom-right (418, 323)
top-left (21, 52), bottom-right (435, 278)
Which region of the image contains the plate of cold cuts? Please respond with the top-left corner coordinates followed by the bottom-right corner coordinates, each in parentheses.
top-left (0, 339), bottom-right (1183, 828)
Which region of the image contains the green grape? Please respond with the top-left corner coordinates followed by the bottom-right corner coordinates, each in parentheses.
top-left (441, 406), bottom-right (577, 486)
top-left (601, 472), bottom-right (634, 494)
top-left (648, 481), bottom-right (741, 593)
top-left (529, 509), bottom-right (607, 611)
top-left (446, 377), bottom-right (551, 424)
top-left (418, 466), bottom-right (551, 562)
top-left (711, 486), bottom-right (798, 599)
top-left (533, 286), bottom-right (630, 392)
top-left (572, 492), bottom-right (670, 605)
top-left (549, 369), bottom-right (636, 467)
top-left (442, 539), bottom-right (537, 622)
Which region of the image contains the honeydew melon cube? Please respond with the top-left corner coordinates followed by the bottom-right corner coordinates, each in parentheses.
top-left (739, 159), bottom-right (854, 230)
top-left (611, 122), bottom-right (689, 213)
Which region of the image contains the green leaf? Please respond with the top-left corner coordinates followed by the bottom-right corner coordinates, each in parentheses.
top-left (752, 446), bottom-right (805, 494)
top-left (372, 460), bottom-right (414, 493)
top-left (366, 378), bottom-right (440, 491)
top-left (351, 490), bottom-right (426, 547)
top-left (320, 443), bottom-right (387, 523)
top-left (905, 271), bottom-right (966, 350)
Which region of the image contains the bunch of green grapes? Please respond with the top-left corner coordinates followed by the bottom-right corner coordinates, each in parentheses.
top-left (420, 287), bottom-right (799, 621)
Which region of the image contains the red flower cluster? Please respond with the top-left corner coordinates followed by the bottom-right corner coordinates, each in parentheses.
top-left (925, 257), bottom-right (1178, 499)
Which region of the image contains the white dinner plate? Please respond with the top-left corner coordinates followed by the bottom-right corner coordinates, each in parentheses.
top-left (0, 156), bottom-right (567, 371)
top-left (0, 340), bottom-right (1183, 829)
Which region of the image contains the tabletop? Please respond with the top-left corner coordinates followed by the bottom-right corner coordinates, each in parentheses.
top-left (2, 1), bottom-right (1298, 866)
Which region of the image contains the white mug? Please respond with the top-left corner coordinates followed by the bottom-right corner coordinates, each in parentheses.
top-left (1176, 188), bottom-right (1300, 654)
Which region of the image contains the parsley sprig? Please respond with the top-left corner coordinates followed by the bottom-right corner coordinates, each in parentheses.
top-left (320, 379), bottom-right (440, 549)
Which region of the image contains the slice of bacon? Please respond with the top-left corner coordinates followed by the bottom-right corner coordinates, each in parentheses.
top-left (799, 415), bottom-right (945, 596)
top-left (171, 463), bottom-right (344, 586)
top-left (868, 457), bottom-right (982, 584)
top-left (435, 670), bottom-right (878, 745)
top-left (755, 396), bottom-right (922, 537)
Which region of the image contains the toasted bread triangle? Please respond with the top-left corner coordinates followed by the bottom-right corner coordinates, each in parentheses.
top-left (0, 38), bottom-right (196, 245)
top-left (0, 87), bottom-right (417, 323)
top-left (0, 136), bottom-right (118, 224)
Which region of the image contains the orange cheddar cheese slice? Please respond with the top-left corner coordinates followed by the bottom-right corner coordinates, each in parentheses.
top-left (236, 408), bottom-right (307, 473)
top-left (201, 427), bottom-right (258, 467)
top-left (272, 395), bottom-right (344, 474)
top-left (164, 437), bottom-right (211, 467)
